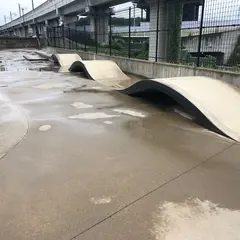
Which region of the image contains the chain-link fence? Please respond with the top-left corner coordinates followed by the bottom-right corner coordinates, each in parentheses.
top-left (47, 0), bottom-right (240, 72)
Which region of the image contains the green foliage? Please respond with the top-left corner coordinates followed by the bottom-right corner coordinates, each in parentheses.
top-left (167, 1), bottom-right (184, 63)
top-left (111, 17), bottom-right (142, 27)
top-left (200, 55), bottom-right (217, 68)
top-left (180, 47), bottom-right (217, 68)
top-left (111, 41), bottom-right (123, 51)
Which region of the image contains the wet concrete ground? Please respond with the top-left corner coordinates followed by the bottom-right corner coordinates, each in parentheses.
top-left (0, 49), bottom-right (240, 240)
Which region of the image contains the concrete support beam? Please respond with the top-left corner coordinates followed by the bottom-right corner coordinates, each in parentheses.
top-left (58, 15), bottom-right (78, 28)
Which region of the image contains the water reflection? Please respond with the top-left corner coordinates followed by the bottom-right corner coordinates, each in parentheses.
top-left (0, 49), bottom-right (53, 72)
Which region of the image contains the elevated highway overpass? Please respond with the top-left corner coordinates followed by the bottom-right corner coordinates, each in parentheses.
top-left (0, 0), bottom-right (203, 62)
top-left (0, 0), bottom-right (127, 32)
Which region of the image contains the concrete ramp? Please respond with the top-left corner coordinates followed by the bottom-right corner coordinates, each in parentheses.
top-left (69, 60), bottom-right (130, 82)
top-left (51, 54), bottom-right (82, 68)
top-left (93, 76), bottom-right (240, 142)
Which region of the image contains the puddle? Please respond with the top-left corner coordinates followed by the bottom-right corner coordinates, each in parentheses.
top-left (71, 102), bottom-right (93, 109)
top-left (68, 112), bottom-right (119, 120)
top-left (174, 108), bottom-right (195, 120)
top-left (90, 196), bottom-right (112, 204)
top-left (152, 198), bottom-right (240, 240)
top-left (33, 83), bottom-right (72, 89)
top-left (39, 125), bottom-right (52, 132)
top-left (0, 49), bottom-right (54, 72)
top-left (113, 108), bottom-right (146, 118)
top-left (104, 121), bottom-right (113, 125)
top-left (64, 87), bottom-right (110, 94)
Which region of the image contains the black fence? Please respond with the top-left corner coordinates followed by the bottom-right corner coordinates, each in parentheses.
top-left (47, 0), bottom-right (240, 72)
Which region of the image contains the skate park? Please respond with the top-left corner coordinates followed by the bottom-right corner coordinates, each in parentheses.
top-left (0, 47), bottom-right (239, 240)
top-left (42, 52), bottom-right (240, 142)
top-left (0, 0), bottom-right (240, 237)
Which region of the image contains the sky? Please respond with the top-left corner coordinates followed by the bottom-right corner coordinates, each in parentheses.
top-left (0, 0), bottom-right (46, 25)
top-left (0, 0), bottom-right (239, 26)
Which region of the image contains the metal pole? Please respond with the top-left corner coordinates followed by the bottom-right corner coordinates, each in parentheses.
top-left (31, 0), bottom-right (34, 10)
top-left (75, 23), bottom-right (77, 50)
top-left (54, 27), bottom-right (56, 47)
top-left (95, 14), bottom-right (98, 54)
top-left (62, 25), bottom-right (65, 48)
top-left (109, 13), bottom-right (112, 56)
top-left (18, 4), bottom-right (21, 17)
top-left (197, 0), bottom-right (205, 67)
top-left (68, 26), bottom-right (71, 49)
top-left (10, 11), bottom-right (13, 21)
top-left (155, 0), bottom-right (160, 62)
top-left (46, 26), bottom-right (49, 46)
top-left (128, 7), bottom-right (131, 58)
top-left (84, 19), bottom-right (87, 52)
top-left (22, 8), bottom-right (26, 37)
top-left (133, 5), bottom-right (136, 27)
top-left (22, 8), bottom-right (25, 22)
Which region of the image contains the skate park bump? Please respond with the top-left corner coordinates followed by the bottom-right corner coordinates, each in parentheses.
top-left (40, 52), bottom-right (240, 141)
top-left (51, 53), bottom-right (82, 67)
top-left (89, 76), bottom-right (240, 142)
top-left (69, 60), bottom-right (130, 82)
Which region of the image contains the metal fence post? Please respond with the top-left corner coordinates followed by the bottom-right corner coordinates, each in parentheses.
top-left (109, 12), bottom-right (112, 56)
top-left (68, 26), bottom-right (71, 49)
top-left (75, 23), bottom-right (78, 50)
top-left (47, 27), bottom-right (50, 46)
top-left (53, 27), bottom-right (56, 47)
top-left (62, 25), bottom-right (65, 48)
top-left (128, 7), bottom-right (131, 58)
top-left (84, 19), bottom-right (87, 52)
top-left (155, 0), bottom-right (160, 62)
top-left (197, 0), bottom-right (205, 67)
top-left (56, 27), bottom-right (59, 47)
top-left (95, 14), bottom-right (98, 54)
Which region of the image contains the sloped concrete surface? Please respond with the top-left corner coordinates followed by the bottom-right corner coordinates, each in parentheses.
top-left (52, 53), bottom-right (82, 69)
top-left (69, 60), bottom-right (130, 82)
top-left (93, 76), bottom-right (240, 142)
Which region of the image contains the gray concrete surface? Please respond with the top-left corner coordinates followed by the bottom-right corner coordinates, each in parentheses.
top-left (0, 49), bottom-right (240, 240)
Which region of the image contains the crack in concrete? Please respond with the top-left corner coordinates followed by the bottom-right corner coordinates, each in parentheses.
top-left (68, 142), bottom-right (236, 240)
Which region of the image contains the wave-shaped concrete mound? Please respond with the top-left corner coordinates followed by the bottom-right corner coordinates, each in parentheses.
top-left (69, 60), bottom-right (130, 82)
top-left (94, 76), bottom-right (240, 142)
top-left (51, 54), bottom-right (82, 67)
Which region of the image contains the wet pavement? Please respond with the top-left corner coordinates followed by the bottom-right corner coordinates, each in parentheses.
top-left (0, 49), bottom-right (240, 240)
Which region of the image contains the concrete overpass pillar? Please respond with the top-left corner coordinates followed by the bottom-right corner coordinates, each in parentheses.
top-left (19, 27), bottom-right (24, 37)
top-left (148, 0), bottom-right (168, 61)
top-left (15, 28), bottom-right (21, 37)
top-left (96, 13), bottom-right (109, 45)
top-left (148, 0), bottom-right (183, 62)
top-left (43, 20), bottom-right (49, 38)
top-left (88, 8), bottom-right (110, 45)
